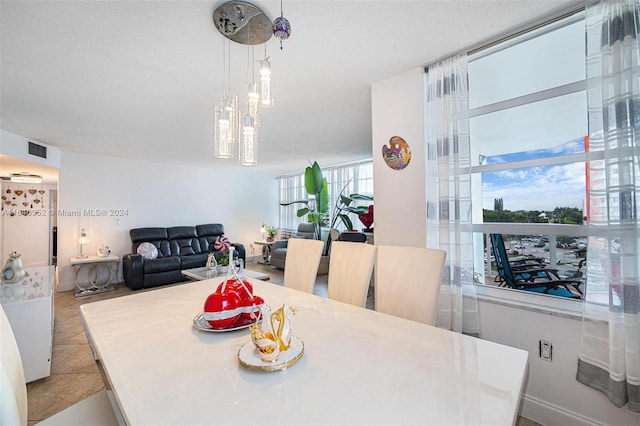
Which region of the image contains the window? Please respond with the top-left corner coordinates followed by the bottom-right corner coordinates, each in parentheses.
top-left (469, 13), bottom-right (593, 301)
top-left (278, 161), bottom-right (373, 236)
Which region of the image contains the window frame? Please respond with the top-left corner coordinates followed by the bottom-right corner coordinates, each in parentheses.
top-left (468, 11), bottom-right (590, 311)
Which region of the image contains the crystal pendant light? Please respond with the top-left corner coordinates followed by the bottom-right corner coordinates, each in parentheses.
top-left (213, 1), bottom-right (277, 164)
top-left (215, 38), bottom-right (237, 158)
top-left (260, 46), bottom-right (273, 108)
top-left (247, 45), bottom-right (260, 123)
top-left (239, 110), bottom-right (258, 166)
top-left (214, 95), bottom-right (237, 158)
top-left (248, 82), bottom-right (260, 118)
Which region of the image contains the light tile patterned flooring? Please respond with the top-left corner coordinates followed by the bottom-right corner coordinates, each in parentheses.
top-left (26, 261), bottom-right (539, 425)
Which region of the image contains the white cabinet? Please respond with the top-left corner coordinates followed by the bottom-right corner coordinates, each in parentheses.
top-left (1, 265), bottom-right (54, 382)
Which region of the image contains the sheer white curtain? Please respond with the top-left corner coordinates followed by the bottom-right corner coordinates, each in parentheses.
top-left (577, 0), bottom-right (640, 413)
top-left (425, 54), bottom-right (479, 336)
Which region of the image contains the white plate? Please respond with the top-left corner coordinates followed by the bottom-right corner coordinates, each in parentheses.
top-left (192, 313), bottom-right (256, 332)
top-left (238, 336), bottom-right (304, 372)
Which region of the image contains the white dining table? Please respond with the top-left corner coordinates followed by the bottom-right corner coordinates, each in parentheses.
top-left (80, 278), bottom-right (528, 425)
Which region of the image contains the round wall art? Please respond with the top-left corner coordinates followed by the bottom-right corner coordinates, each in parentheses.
top-left (382, 136), bottom-right (411, 170)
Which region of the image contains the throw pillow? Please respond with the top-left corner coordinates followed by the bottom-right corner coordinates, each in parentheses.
top-left (137, 242), bottom-right (158, 260)
top-left (213, 236), bottom-right (231, 252)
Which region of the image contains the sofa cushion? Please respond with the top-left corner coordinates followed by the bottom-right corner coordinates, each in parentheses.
top-left (130, 228), bottom-right (172, 257)
top-left (130, 228), bottom-right (168, 244)
top-left (197, 224), bottom-right (225, 251)
top-left (196, 223), bottom-right (225, 237)
top-left (143, 256), bottom-right (181, 274)
top-left (133, 240), bottom-right (171, 257)
top-left (167, 226), bottom-right (198, 240)
top-left (167, 227), bottom-right (202, 256)
top-left (181, 253), bottom-right (209, 270)
top-left (137, 242), bottom-right (158, 260)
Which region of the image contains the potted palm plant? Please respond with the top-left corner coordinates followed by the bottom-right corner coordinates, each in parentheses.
top-left (280, 161), bottom-right (329, 243)
top-left (280, 161), bottom-right (373, 272)
top-left (264, 225), bottom-right (278, 242)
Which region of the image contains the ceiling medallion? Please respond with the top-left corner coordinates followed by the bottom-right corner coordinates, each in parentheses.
top-left (213, 1), bottom-right (273, 45)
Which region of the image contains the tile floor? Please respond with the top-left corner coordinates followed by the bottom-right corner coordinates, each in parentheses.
top-left (25, 261), bottom-right (538, 425)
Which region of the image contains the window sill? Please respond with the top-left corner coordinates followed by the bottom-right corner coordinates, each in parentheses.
top-left (475, 284), bottom-right (583, 320)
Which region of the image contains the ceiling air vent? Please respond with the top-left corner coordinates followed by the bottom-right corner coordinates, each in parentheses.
top-left (28, 141), bottom-right (47, 159)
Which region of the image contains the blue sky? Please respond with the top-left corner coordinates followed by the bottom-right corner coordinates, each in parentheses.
top-left (482, 138), bottom-right (586, 212)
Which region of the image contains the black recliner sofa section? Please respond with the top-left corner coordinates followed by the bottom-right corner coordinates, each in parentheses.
top-left (122, 223), bottom-right (245, 290)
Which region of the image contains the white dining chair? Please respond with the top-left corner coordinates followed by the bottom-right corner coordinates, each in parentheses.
top-left (375, 245), bottom-right (447, 325)
top-left (283, 238), bottom-right (324, 294)
top-left (0, 306), bottom-right (122, 426)
top-left (328, 241), bottom-right (377, 307)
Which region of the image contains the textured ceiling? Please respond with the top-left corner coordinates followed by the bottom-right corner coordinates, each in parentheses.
top-left (0, 0), bottom-right (587, 177)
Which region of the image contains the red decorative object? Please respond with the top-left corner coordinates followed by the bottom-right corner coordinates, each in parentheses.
top-left (358, 205), bottom-right (374, 229)
top-left (214, 236), bottom-right (231, 252)
top-left (239, 295), bottom-right (264, 321)
top-left (205, 276), bottom-right (264, 329)
top-left (216, 279), bottom-right (253, 300)
top-left (203, 291), bottom-right (241, 329)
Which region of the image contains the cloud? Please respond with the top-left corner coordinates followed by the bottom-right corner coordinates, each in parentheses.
top-left (480, 138), bottom-right (587, 212)
top-left (482, 162), bottom-right (586, 211)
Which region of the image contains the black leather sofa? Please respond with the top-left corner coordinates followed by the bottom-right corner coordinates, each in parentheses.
top-left (122, 223), bottom-right (246, 290)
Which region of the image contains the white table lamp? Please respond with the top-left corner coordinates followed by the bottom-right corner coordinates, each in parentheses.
top-left (77, 228), bottom-right (89, 258)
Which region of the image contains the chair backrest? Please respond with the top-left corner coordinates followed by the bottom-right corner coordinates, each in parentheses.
top-left (1, 305), bottom-right (28, 426)
top-left (328, 241), bottom-right (377, 307)
top-left (375, 245), bottom-right (446, 325)
top-left (283, 238), bottom-right (324, 293)
top-left (295, 223), bottom-right (316, 239)
top-left (490, 234), bottom-right (517, 288)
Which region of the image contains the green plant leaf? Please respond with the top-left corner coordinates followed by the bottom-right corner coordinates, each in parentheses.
top-left (297, 208), bottom-right (309, 217)
top-left (305, 161), bottom-right (324, 195)
top-left (349, 194), bottom-right (373, 201)
top-left (280, 200), bottom-right (309, 207)
top-left (340, 194), bottom-right (353, 206)
top-left (317, 178), bottom-right (329, 214)
top-left (337, 214), bottom-right (354, 231)
top-left (345, 206), bottom-right (370, 215)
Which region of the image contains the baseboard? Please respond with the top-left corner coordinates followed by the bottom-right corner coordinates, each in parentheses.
top-left (521, 394), bottom-right (600, 426)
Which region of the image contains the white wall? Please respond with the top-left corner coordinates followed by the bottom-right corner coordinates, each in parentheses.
top-left (371, 68), bottom-right (426, 248)
top-left (1, 181), bottom-right (56, 267)
top-left (57, 152), bottom-right (278, 291)
top-left (0, 130), bottom-right (62, 168)
top-left (371, 68), bottom-right (640, 425)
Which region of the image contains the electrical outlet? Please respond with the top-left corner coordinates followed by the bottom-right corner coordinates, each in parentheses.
top-left (539, 340), bottom-right (552, 362)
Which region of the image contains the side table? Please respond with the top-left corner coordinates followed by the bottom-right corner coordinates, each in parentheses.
top-left (70, 255), bottom-right (119, 297)
top-left (254, 240), bottom-right (275, 264)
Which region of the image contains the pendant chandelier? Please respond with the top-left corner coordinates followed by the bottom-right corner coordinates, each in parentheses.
top-left (212, 0), bottom-right (288, 166)
top-left (272, 0), bottom-right (291, 50)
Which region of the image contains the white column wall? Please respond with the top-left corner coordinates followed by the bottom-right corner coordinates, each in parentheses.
top-left (371, 68), bottom-right (426, 248)
top-left (57, 151), bottom-right (278, 291)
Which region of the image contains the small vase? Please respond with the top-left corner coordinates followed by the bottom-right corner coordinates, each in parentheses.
top-left (266, 236), bottom-right (275, 242)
